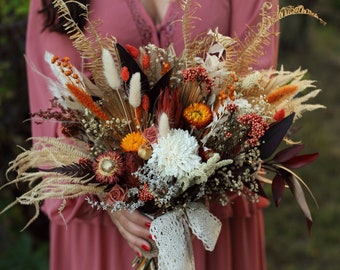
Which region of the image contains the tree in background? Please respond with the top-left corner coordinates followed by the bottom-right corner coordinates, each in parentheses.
top-left (0, 1), bottom-right (49, 269)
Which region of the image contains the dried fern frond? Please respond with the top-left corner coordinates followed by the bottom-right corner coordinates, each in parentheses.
top-left (225, 2), bottom-right (277, 74)
top-left (183, 35), bottom-right (211, 68)
top-left (52, 0), bottom-right (139, 134)
top-left (183, 28), bottom-right (234, 68)
top-left (52, 0), bottom-right (121, 92)
top-left (209, 28), bottom-right (235, 49)
top-left (179, 0), bottom-right (202, 67)
top-left (225, 3), bottom-right (326, 74)
top-left (52, 0), bottom-right (93, 63)
top-left (277, 5), bottom-right (326, 25)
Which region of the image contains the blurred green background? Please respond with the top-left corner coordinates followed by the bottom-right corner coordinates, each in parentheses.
top-left (0, 0), bottom-right (339, 269)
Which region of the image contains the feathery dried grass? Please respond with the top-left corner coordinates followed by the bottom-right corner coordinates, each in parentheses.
top-left (179, 0), bottom-right (202, 67)
top-left (2, 136), bottom-right (103, 229)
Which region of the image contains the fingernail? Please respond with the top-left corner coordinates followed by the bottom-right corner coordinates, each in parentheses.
top-left (148, 234), bottom-right (153, 240)
top-left (137, 251), bottom-right (142, 258)
top-left (141, 244), bottom-right (150, 252)
top-left (145, 222), bottom-right (151, 228)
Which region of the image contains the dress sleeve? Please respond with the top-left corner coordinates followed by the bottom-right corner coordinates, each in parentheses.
top-left (25, 0), bottom-right (103, 225)
top-left (229, 0), bottom-right (279, 69)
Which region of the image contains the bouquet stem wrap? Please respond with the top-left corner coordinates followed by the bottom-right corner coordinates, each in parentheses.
top-left (149, 203), bottom-right (222, 270)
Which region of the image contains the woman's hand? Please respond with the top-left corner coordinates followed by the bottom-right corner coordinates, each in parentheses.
top-left (107, 210), bottom-right (152, 255)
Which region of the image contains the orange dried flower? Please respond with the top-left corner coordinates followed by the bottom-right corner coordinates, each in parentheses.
top-left (106, 184), bottom-right (127, 204)
top-left (51, 55), bottom-right (59, 64)
top-left (142, 54), bottom-right (150, 70)
top-left (142, 126), bottom-right (158, 144)
top-left (161, 61), bottom-right (171, 75)
top-left (273, 109), bottom-right (286, 122)
top-left (66, 83), bottom-right (109, 121)
top-left (134, 106), bottom-right (143, 124)
top-left (138, 183), bottom-right (154, 202)
top-left (125, 44), bottom-right (139, 58)
top-left (141, 94), bottom-right (150, 112)
top-left (267, 85), bottom-right (298, 104)
top-left (183, 103), bottom-right (213, 129)
top-left (227, 84), bottom-right (235, 101)
top-left (62, 56), bottom-right (70, 62)
top-left (64, 70), bottom-right (72, 76)
top-left (93, 151), bottom-right (124, 184)
top-left (121, 66), bottom-right (130, 82)
top-left (120, 131), bottom-right (146, 152)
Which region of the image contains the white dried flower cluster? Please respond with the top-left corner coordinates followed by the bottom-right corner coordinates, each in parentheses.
top-left (177, 153), bottom-right (233, 192)
top-left (85, 195), bottom-right (144, 212)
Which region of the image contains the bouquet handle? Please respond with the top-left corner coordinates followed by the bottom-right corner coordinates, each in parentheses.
top-left (149, 203), bottom-right (221, 270)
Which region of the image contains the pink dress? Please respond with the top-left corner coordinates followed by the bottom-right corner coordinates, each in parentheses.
top-left (26, 0), bottom-right (278, 269)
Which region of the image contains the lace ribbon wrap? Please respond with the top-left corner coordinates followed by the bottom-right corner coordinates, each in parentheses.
top-left (149, 203), bottom-right (222, 270)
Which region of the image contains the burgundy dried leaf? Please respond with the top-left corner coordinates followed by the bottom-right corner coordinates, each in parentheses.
top-left (271, 173), bottom-right (286, 207)
top-left (285, 174), bottom-right (313, 234)
top-left (307, 219), bottom-right (313, 235)
top-left (156, 87), bottom-right (182, 128)
top-left (256, 180), bottom-right (268, 199)
top-left (259, 113), bottom-right (295, 160)
top-left (282, 153), bottom-right (319, 169)
top-left (149, 69), bottom-right (173, 113)
top-left (273, 144), bottom-right (305, 163)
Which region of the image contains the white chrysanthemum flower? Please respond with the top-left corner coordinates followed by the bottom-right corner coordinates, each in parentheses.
top-left (148, 129), bottom-right (201, 179)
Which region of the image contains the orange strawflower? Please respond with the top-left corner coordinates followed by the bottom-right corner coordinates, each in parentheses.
top-left (266, 85), bottom-right (298, 104)
top-left (93, 151), bottom-right (124, 184)
top-left (183, 103), bottom-right (213, 129)
top-left (120, 132), bottom-right (146, 152)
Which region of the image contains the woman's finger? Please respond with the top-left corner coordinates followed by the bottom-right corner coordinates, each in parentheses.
top-left (108, 210), bottom-right (152, 254)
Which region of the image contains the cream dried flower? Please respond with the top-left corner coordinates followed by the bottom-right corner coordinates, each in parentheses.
top-left (148, 129), bottom-right (201, 179)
